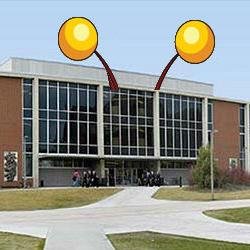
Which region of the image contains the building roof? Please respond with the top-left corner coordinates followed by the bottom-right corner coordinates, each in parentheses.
top-left (0, 57), bottom-right (213, 97)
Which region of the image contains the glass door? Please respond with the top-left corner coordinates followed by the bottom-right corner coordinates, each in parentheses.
top-left (132, 168), bottom-right (138, 184)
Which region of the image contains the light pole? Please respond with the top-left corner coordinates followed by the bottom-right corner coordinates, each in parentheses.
top-left (210, 129), bottom-right (218, 200)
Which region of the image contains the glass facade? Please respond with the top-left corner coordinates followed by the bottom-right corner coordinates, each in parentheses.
top-left (39, 80), bottom-right (98, 155)
top-left (240, 104), bottom-right (245, 169)
top-left (22, 77), bottom-right (248, 169)
top-left (103, 87), bottom-right (154, 156)
top-left (22, 78), bottom-right (33, 177)
top-left (159, 94), bottom-right (203, 158)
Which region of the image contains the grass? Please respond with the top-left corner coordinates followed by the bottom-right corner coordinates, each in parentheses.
top-left (204, 207), bottom-right (250, 224)
top-left (0, 188), bottom-right (121, 211)
top-left (0, 232), bottom-right (45, 250)
top-left (108, 232), bottom-right (250, 250)
top-left (153, 186), bottom-right (250, 201)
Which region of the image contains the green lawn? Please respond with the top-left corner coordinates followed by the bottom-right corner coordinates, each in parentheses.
top-left (0, 232), bottom-right (45, 250)
top-left (108, 232), bottom-right (250, 250)
top-left (154, 187), bottom-right (250, 201)
top-left (0, 188), bottom-right (121, 211)
top-left (204, 207), bottom-right (250, 224)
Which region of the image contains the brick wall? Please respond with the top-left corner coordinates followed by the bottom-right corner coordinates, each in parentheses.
top-left (0, 76), bottom-right (23, 187)
top-left (213, 100), bottom-right (240, 170)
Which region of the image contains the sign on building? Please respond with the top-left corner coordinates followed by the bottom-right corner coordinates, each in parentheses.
top-left (229, 158), bottom-right (238, 169)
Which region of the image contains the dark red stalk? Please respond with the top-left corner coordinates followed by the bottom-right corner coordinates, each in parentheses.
top-left (154, 54), bottom-right (179, 90)
top-left (94, 51), bottom-right (119, 91)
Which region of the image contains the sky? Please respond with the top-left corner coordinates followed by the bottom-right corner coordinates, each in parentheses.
top-left (0, 0), bottom-right (249, 100)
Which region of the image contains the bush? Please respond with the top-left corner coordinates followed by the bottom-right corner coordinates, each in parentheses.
top-left (191, 146), bottom-right (218, 189)
top-left (190, 145), bottom-right (250, 188)
top-left (218, 167), bottom-right (250, 187)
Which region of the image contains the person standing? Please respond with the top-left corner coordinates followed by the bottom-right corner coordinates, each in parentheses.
top-left (72, 169), bottom-right (80, 187)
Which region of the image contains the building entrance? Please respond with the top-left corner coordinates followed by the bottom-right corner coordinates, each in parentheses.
top-left (104, 160), bottom-right (156, 186)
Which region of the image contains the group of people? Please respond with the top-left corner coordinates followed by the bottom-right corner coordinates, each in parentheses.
top-left (72, 170), bottom-right (99, 187)
top-left (138, 171), bottom-right (162, 187)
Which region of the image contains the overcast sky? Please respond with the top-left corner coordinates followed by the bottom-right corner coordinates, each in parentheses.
top-left (0, 1), bottom-right (249, 100)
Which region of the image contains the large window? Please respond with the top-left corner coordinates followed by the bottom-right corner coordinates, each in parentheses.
top-left (160, 94), bottom-right (203, 158)
top-left (103, 87), bottom-right (154, 156)
top-left (39, 80), bottom-right (98, 155)
top-left (23, 78), bottom-right (33, 176)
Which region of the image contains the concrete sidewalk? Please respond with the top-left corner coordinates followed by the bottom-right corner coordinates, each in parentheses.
top-left (1, 187), bottom-right (250, 249)
top-left (45, 223), bottom-right (114, 250)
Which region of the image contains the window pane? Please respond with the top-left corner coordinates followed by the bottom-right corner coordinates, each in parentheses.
top-left (130, 95), bottom-right (137, 116)
top-left (112, 125), bottom-right (119, 145)
top-left (39, 86), bottom-right (47, 109)
top-left (146, 97), bottom-right (153, 117)
top-left (130, 126), bottom-right (137, 146)
top-left (181, 101), bottom-right (188, 120)
top-left (240, 108), bottom-right (245, 126)
top-left (111, 93), bottom-right (119, 114)
top-left (190, 130), bottom-right (195, 149)
top-left (79, 123), bottom-right (87, 144)
top-left (39, 120), bottom-right (47, 143)
top-left (189, 102), bottom-right (195, 121)
top-left (49, 87), bottom-right (57, 110)
top-left (79, 90), bottom-right (87, 112)
top-left (208, 104), bottom-right (212, 122)
top-left (147, 127), bottom-right (154, 147)
top-left (23, 119), bottom-right (32, 143)
top-left (160, 99), bottom-right (165, 118)
top-left (166, 99), bottom-right (172, 119)
top-left (89, 91), bottom-right (97, 112)
top-left (59, 88), bottom-right (67, 110)
top-left (121, 126), bottom-right (128, 146)
top-left (182, 130), bottom-right (188, 148)
top-left (103, 92), bottom-right (110, 114)
top-left (120, 94), bottom-right (128, 115)
top-left (25, 154), bottom-right (33, 177)
top-left (174, 99), bottom-right (180, 119)
top-left (138, 96), bottom-right (145, 116)
top-left (70, 122), bottom-right (77, 143)
top-left (139, 127), bottom-right (145, 146)
top-left (167, 129), bottom-right (173, 148)
top-left (49, 121), bottom-right (57, 143)
top-left (59, 121), bottom-right (67, 143)
top-left (24, 85), bottom-right (32, 109)
top-left (104, 125), bottom-right (110, 145)
top-left (160, 128), bottom-right (165, 147)
top-left (197, 130), bottom-right (202, 148)
top-left (70, 89), bottom-right (77, 111)
top-left (89, 123), bottom-right (97, 144)
top-left (196, 102), bottom-right (202, 121)
top-left (174, 129), bottom-right (180, 148)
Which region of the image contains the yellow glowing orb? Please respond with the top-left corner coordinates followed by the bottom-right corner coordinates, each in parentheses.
top-left (58, 17), bottom-right (98, 61)
top-left (175, 20), bottom-right (215, 64)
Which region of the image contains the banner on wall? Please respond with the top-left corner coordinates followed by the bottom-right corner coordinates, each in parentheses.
top-left (4, 152), bottom-right (18, 182)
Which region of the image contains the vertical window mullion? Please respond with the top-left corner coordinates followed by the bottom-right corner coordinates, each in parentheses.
top-left (57, 82), bottom-right (59, 153)
top-left (77, 86), bottom-right (79, 153)
top-left (67, 84), bottom-right (70, 154)
top-left (187, 97), bottom-right (190, 158)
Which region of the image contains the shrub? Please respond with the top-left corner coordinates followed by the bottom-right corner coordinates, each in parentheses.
top-left (218, 167), bottom-right (250, 187)
top-left (191, 146), bottom-right (218, 189)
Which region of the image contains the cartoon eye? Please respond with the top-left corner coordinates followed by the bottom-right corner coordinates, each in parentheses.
top-left (58, 17), bottom-right (119, 91)
top-left (155, 20), bottom-right (215, 90)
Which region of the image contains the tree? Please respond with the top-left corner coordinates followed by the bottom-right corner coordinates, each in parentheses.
top-left (192, 146), bottom-right (218, 189)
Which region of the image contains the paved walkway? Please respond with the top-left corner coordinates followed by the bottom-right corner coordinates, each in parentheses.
top-left (1, 187), bottom-right (250, 249)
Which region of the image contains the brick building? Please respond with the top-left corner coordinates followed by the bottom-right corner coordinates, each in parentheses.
top-left (0, 58), bottom-right (249, 187)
